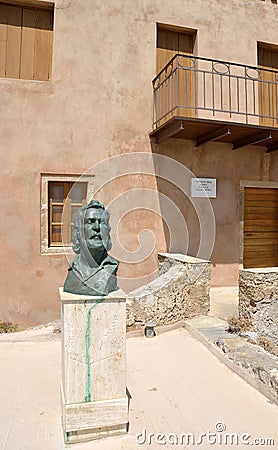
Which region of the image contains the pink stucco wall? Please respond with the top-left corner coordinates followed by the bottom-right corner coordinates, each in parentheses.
top-left (1, 0), bottom-right (278, 328)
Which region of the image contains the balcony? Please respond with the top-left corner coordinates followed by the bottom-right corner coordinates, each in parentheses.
top-left (150, 54), bottom-right (278, 152)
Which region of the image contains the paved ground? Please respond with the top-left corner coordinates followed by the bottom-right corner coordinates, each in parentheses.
top-left (209, 286), bottom-right (239, 320)
top-left (0, 326), bottom-right (278, 450)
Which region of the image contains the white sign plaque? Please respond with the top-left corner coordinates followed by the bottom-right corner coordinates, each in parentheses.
top-left (191, 178), bottom-right (217, 198)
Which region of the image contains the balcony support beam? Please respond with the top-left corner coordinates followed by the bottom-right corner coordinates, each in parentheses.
top-left (232, 131), bottom-right (272, 150)
top-left (155, 121), bottom-right (184, 144)
top-left (266, 144), bottom-right (278, 153)
top-left (195, 126), bottom-right (231, 147)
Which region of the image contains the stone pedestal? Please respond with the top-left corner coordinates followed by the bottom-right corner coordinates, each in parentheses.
top-left (60, 288), bottom-right (128, 444)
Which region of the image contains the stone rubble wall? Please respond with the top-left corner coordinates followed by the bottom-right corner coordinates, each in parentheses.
top-left (261, 0), bottom-right (277, 5)
top-left (216, 335), bottom-right (278, 405)
top-left (127, 253), bottom-right (210, 329)
top-left (239, 268), bottom-right (278, 345)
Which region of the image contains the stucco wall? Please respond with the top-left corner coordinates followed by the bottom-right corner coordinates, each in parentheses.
top-left (1, 0), bottom-right (278, 327)
top-left (152, 141), bottom-right (278, 287)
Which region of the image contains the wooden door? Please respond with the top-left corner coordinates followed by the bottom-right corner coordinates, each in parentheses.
top-left (244, 187), bottom-right (278, 268)
top-left (258, 46), bottom-right (278, 127)
top-left (156, 29), bottom-right (195, 124)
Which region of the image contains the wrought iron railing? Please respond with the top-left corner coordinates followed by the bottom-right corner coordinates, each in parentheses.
top-left (152, 54), bottom-right (278, 129)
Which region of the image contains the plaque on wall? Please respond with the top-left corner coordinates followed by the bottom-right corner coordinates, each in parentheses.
top-left (191, 178), bottom-right (217, 198)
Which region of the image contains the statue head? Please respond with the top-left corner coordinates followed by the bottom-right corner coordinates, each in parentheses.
top-left (72, 200), bottom-right (112, 256)
top-left (64, 200), bottom-right (118, 295)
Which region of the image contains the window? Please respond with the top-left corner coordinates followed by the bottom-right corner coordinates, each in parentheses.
top-left (49, 182), bottom-right (87, 247)
top-left (0, 1), bottom-right (54, 81)
top-left (41, 174), bottom-right (95, 254)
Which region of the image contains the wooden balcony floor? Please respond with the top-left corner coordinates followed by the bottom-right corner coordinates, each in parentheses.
top-left (150, 116), bottom-right (278, 153)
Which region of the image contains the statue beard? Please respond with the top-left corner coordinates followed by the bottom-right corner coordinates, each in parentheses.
top-left (83, 235), bottom-right (109, 261)
top-left (86, 236), bottom-right (105, 250)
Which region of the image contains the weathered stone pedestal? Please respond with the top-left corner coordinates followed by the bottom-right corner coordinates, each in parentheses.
top-left (60, 288), bottom-right (128, 444)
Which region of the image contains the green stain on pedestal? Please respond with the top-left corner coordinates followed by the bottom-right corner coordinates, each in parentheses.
top-left (85, 298), bottom-right (105, 402)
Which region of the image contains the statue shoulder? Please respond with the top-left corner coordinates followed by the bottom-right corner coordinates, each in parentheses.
top-left (102, 254), bottom-right (119, 274)
top-left (105, 254), bottom-right (118, 265)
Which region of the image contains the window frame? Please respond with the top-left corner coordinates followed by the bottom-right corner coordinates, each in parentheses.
top-left (40, 174), bottom-right (95, 255)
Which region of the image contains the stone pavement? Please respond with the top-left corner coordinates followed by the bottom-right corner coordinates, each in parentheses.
top-left (209, 286), bottom-right (239, 320)
top-left (0, 325), bottom-right (278, 450)
top-left (185, 314), bottom-right (278, 405)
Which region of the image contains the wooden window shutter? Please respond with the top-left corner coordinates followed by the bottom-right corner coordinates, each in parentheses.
top-left (20, 8), bottom-right (36, 80)
top-left (5, 5), bottom-right (22, 78)
top-left (0, 2), bottom-right (53, 81)
top-left (33, 8), bottom-right (53, 81)
top-left (0, 4), bottom-right (8, 77)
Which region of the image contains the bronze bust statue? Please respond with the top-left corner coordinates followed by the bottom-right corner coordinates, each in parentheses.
top-left (64, 200), bottom-right (119, 296)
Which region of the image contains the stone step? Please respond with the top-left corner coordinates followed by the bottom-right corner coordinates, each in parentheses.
top-left (184, 315), bottom-right (278, 406)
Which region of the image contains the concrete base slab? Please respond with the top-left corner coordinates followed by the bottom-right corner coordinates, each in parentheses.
top-left (61, 387), bottom-right (128, 442)
top-left (65, 424), bottom-right (128, 444)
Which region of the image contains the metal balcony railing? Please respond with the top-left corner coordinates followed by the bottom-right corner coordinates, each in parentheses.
top-left (152, 54), bottom-right (278, 130)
